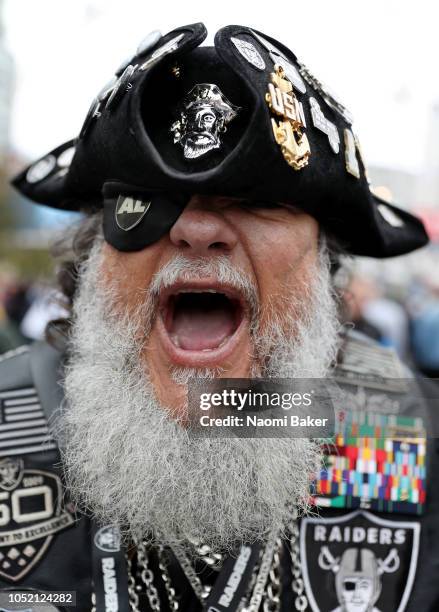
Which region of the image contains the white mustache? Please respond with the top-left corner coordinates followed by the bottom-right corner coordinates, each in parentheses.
top-left (149, 254), bottom-right (260, 323)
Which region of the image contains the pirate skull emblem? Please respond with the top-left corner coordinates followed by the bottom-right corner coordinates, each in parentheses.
top-left (171, 83), bottom-right (239, 159)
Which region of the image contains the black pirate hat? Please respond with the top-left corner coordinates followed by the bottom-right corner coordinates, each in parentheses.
top-left (12, 23), bottom-right (429, 257)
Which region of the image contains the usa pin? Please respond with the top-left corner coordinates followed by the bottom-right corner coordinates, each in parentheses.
top-left (309, 97), bottom-right (340, 153)
top-left (115, 196), bottom-right (151, 231)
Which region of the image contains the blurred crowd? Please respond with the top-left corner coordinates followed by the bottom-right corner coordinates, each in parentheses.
top-left (1, 263), bottom-right (439, 381)
top-left (0, 266), bottom-right (67, 354)
top-left (343, 272), bottom-right (439, 379)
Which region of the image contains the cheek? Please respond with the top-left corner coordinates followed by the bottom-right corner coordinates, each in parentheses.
top-left (99, 243), bottom-right (161, 310)
top-left (249, 218), bottom-right (320, 288)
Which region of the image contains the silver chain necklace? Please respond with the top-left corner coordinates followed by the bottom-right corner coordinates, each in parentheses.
top-left (287, 512), bottom-right (308, 612)
top-left (262, 536), bottom-right (282, 612)
top-left (92, 512), bottom-right (308, 611)
top-left (241, 527), bottom-right (279, 612)
top-left (135, 539), bottom-right (162, 611)
top-left (158, 545), bottom-right (180, 611)
top-left (127, 551), bottom-right (141, 612)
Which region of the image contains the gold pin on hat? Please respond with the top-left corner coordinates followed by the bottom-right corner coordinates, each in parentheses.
top-left (265, 65), bottom-right (311, 171)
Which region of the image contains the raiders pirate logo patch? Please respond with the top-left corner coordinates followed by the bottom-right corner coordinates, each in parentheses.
top-left (115, 196), bottom-right (151, 231)
top-left (94, 525), bottom-right (121, 553)
top-left (300, 510), bottom-right (420, 612)
top-left (0, 458), bottom-right (75, 583)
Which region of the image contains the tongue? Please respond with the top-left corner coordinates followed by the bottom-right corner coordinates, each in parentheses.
top-left (171, 305), bottom-right (236, 351)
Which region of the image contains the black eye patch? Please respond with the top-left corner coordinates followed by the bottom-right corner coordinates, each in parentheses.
top-left (102, 184), bottom-right (296, 252)
top-left (103, 183), bottom-right (190, 252)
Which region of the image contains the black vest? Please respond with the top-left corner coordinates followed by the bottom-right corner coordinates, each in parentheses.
top-left (0, 336), bottom-right (437, 612)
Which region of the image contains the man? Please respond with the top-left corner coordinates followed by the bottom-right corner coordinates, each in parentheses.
top-left (2, 22), bottom-right (436, 612)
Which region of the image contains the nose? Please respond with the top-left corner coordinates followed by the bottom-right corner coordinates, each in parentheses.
top-left (169, 198), bottom-right (238, 256)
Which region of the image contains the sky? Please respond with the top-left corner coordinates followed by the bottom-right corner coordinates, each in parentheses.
top-left (3, 0), bottom-right (439, 174)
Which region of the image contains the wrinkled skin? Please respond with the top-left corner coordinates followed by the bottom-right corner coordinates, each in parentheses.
top-left (100, 195), bottom-right (320, 410)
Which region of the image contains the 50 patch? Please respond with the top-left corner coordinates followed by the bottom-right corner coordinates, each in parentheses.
top-left (0, 458), bottom-right (74, 582)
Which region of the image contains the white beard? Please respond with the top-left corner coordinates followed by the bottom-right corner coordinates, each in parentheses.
top-left (57, 238), bottom-right (341, 551)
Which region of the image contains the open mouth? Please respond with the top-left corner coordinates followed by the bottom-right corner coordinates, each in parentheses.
top-left (158, 283), bottom-right (246, 365)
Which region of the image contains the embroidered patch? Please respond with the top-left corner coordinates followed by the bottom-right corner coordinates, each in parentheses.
top-left (0, 459), bottom-right (74, 582)
top-left (300, 510), bottom-right (420, 612)
top-left (0, 388), bottom-right (57, 457)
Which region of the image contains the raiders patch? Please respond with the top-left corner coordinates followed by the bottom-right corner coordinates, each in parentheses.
top-left (94, 525), bottom-right (121, 553)
top-left (115, 196), bottom-right (151, 231)
top-left (300, 510), bottom-right (420, 612)
top-left (0, 458), bottom-right (74, 583)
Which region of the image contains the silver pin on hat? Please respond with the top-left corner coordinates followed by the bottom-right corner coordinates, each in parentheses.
top-left (309, 97), bottom-right (340, 153)
top-left (79, 98), bottom-right (101, 139)
top-left (231, 37), bottom-right (265, 70)
top-left (299, 61), bottom-right (353, 124)
top-left (57, 146), bottom-right (76, 168)
top-left (250, 29), bottom-right (306, 93)
top-left (344, 128), bottom-right (360, 178)
top-left (97, 76), bottom-right (118, 103)
top-left (26, 155), bottom-right (56, 184)
top-left (140, 33), bottom-right (185, 71)
top-left (106, 65), bottom-right (136, 111)
top-left (171, 83), bottom-right (239, 159)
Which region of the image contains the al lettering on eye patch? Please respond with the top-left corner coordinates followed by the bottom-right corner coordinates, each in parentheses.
top-left (102, 186), bottom-right (190, 252)
top-left (115, 196), bottom-right (152, 231)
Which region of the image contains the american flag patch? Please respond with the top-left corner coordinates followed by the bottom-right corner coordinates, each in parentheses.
top-left (0, 387), bottom-right (58, 456)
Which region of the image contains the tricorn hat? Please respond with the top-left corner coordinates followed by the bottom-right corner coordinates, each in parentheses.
top-left (12, 22), bottom-right (429, 257)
